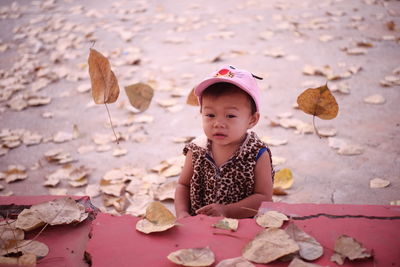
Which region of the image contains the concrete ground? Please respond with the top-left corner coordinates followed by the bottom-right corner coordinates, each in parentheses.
top-left (0, 0), bottom-right (399, 214)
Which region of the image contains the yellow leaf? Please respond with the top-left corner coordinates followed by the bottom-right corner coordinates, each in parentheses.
top-left (124, 83), bottom-right (154, 112)
top-left (88, 48), bottom-right (120, 104)
top-left (297, 84), bottom-right (338, 120)
top-left (136, 201), bottom-right (176, 234)
top-left (145, 201), bottom-right (175, 225)
top-left (273, 168), bottom-right (294, 189)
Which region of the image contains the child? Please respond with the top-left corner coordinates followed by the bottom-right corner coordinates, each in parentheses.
top-left (175, 65), bottom-right (274, 219)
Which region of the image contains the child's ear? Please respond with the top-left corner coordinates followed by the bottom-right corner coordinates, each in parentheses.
top-left (248, 112), bottom-right (260, 129)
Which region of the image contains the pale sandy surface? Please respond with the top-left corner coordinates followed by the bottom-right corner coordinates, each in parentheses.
top-left (0, 0), bottom-right (399, 214)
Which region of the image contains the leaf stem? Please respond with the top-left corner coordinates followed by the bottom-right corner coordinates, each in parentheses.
top-left (312, 115), bottom-right (322, 138)
top-left (104, 103), bottom-right (119, 144)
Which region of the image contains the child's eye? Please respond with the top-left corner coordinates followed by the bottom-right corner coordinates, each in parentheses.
top-left (205, 114), bottom-right (215, 118)
top-left (227, 114), bottom-right (237, 118)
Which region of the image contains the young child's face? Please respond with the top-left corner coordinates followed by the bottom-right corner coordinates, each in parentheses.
top-left (201, 91), bottom-right (259, 147)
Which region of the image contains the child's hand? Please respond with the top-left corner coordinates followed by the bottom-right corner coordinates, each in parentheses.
top-left (196, 204), bottom-right (227, 217)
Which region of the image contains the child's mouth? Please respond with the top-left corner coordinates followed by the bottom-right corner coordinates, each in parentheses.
top-left (213, 133), bottom-right (227, 138)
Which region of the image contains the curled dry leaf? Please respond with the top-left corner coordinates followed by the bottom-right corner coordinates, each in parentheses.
top-left (154, 180), bottom-right (177, 201)
top-left (136, 201), bottom-right (176, 234)
top-left (167, 247), bottom-right (215, 267)
top-left (4, 165), bottom-right (28, 183)
top-left (256, 210), bottom-right (289, 228)
top-left (100, 179), bottom-right (125, 197)
top-left (331, 235), bottom-right (372, 265)
top-left (215, 257), bottom-right (255, 267)
top-left (124, 83), bottom-right (154, 112)
top-left (242, 228), bottom-right (299, 264)
top-left (369, 178), bottom-right (390, 188)
top-left (285, 222), bottom-right (323, 261)
top-left (273, 168), bottom-right (294, 190)
top-left (88, 48), bottom-right (119, 104)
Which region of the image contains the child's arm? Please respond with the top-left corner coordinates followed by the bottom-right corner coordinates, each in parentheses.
top-left (196, 151), bottom-right (273, 218)
top-left (174, 150), bottom-right (194, 219)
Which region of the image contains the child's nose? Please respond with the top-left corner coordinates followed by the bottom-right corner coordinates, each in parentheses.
top-left (213, 118), bottom-right (226, 128)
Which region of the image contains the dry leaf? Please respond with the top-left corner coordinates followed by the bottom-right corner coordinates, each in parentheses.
top-left (4, 165), bottom-right (28, 183)
top-left (216, 257), bottom-right (255, 267)
top-left (136, 201), bottom-right (176, 234)
top-left (256, 210), bottom-right (289, 228)
top-left (0, 240), bottom-right (49, 258)
top-left (126, 194), bottom-right (152, 216)
top-left (15, 208), bottom-right (45, 231)
top-left (154, 180), bottom-right (177, 201)
top-left (297, 84), bottom-right (338, 120)
top-left (145, 201), bottom-right (175, 225)
top-left (186, 88), bottom-right (199, 106)
top-left (261, 136), bottom-right (288, 146)
top-left (213, 218), bottom-right (239, 231)
top-left (0, 253), bottom-right (36, 266)
top-left (88, 48), bottom-right (119, 104)
top-left (100, 179), bottom-right (125, 197)
top-left (331, 235), bottom-right (372, 265)
top-left (369, 178), bottom-right (390, 188)
top-left (0, 220), bottom-right (25, 242)
top-left (31, 197), bottom-right (87, 225)
top-left (297, 84), bottom-right (338, 136)
top-left (124, 83), bottom-right (154, 112)
top-left (242, 228), bottom-right (299, 264)
top-left (273, 168), bottom-right (294, 189)
top-left (285, 223), bottom-right (323, 261)
top-left (288, 257), bottom-right (326, 267)
top-left (167, 247), bottom-right (215, 267)
top-left (273, 187), bottom-right (288, 196)
top-left (363, 94), bottom-right (385, 104)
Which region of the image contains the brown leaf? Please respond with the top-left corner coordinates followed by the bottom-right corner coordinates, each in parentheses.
top-left (186, 88), bottom-right (199, 106)
top-left (124, 83), bottom-right (154, 112)
top-left (88, 48), bottom-right (120, 104)
top-left (297, 84), bottom-right (338, 120)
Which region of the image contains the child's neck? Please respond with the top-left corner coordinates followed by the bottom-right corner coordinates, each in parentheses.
top-left (210, 134), bottom-right (248, 167)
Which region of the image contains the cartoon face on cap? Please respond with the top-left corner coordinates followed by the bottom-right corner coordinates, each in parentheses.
top-left (215, 68), bottom-right (235, 78)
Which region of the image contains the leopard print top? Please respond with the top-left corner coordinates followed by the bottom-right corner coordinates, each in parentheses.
top-left (183, 131), bottom-right (274, 215)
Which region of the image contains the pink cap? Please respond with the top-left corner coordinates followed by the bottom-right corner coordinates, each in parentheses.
top-left (194, 65), bottom-right (261, 112)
